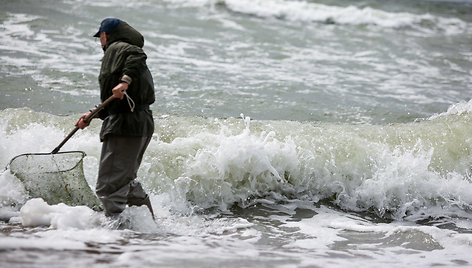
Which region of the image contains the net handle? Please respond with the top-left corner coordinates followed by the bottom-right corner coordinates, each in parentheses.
top-left (51, 96), bottom-right (116, 154)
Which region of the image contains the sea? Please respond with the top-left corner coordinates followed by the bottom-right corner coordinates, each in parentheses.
top-left (1, 0), bottom-right (472, 267)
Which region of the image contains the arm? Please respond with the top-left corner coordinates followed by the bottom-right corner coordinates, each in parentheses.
top-left (122, 48), bottom-right (147, 83)
top-left (110, 46), bottom-right (146, 99)
top-left (112, 47), bottom-right (146, 99)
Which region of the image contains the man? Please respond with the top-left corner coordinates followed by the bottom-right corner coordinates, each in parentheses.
top-left (76, 18), bottom-right (155, 220)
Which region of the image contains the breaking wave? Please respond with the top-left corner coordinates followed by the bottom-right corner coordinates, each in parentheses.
top-left (2, 103), bottom-right (472, 221)
top-left (165, 0), bottom-right (470, 34)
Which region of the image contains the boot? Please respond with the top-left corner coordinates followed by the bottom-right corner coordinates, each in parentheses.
top-left (128, 195), bottom-right (156, 220)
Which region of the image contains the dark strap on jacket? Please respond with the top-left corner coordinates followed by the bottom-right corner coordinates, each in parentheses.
top-left (109, 104), bottom-right (150, 115)
top-left (134, 104), bottom-right (150, 111)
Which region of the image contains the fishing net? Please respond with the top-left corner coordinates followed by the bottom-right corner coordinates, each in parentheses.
top-left (8, 151), bottom-right (102, 211)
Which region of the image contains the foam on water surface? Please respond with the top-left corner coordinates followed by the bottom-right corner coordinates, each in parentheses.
top-left (4, 196), bottom-right (472, 267)
top-left (164, 0), bottom-right (470, 34)
top-left (1, 107), bottom-right (472, 222)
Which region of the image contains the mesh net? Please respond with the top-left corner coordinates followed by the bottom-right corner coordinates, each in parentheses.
top-left (8, 151), bottom-right (102, 211)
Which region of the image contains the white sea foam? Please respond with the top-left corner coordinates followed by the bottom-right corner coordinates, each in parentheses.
top-left (69, 0), bottom-right (468, 38)
top-left (429, 99), bottom-right (472, 120)
top-left (2, 108), bottom-right (472, 223)
top-left (1, 108), bottom-right (472, 267)
top-left (139, 113), bottom-right (472, 222)
top-left (0, 171), bottom-right (28, 210)
top-left (20, 198), bottom-right (99, 228)
top-left (165, 0), bottom-right (469, 34)
top-left (8, 196), bottom-right (472, 267)
top-left (0, 12), bottom-right (101, 95)
top-left (280, 205), bottom-right (472, 267)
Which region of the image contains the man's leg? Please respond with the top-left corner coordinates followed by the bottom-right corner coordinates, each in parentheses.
top-left (127, 136), bottom-right (155, 219)
top-left (96, 135), bottom-right (151, 217)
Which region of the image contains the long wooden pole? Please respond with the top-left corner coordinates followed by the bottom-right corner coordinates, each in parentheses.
top-left (51, 96), bottom-right (115, 154)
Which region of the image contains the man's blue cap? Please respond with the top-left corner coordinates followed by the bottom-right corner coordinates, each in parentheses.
top-left (93, 18), bottom-right (122, 37)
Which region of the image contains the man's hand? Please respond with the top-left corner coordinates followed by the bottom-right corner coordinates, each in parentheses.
top-left (112, 82), bottom-right (129, 100)
top-left (75, 112), bottom-right (91, 129)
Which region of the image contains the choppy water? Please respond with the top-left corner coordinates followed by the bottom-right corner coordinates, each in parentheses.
top-left (1, 0), bottom-right (472, 267)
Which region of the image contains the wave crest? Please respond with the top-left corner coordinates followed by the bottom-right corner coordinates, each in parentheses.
top-left (166, 0), bottom-right (469, 34)
top-left (149, 113), bottom-right (472, 220)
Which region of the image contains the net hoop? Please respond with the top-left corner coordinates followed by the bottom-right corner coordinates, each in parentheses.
top-left (7, 151), bottom-right (86, 172)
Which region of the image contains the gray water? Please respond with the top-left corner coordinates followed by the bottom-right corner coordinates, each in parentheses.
top-left (1, 0), bottom-right (472, 267)
top-left (2, 0), bottom-right (471, 123)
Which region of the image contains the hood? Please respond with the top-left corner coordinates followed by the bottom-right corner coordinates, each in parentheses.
top-left (104, 22), bottom-right (144, 51)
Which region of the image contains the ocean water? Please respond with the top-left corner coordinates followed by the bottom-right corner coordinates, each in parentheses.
top-left (1, 0), bottom-right (472, 267)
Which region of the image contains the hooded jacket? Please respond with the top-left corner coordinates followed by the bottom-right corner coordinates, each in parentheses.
top-left (98, 22), bottom-right (155, 140)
